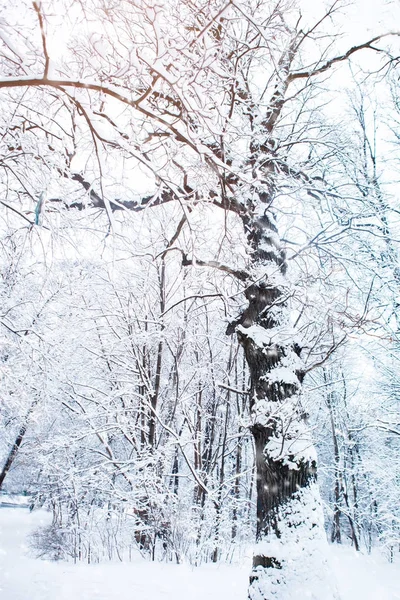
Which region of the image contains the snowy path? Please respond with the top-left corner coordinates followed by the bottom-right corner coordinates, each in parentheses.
top-left (329, 544), bottom-right (400, 600)
top-left (0, 507), bottom-right (399, 599)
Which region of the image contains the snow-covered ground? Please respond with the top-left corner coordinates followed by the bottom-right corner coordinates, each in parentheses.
top-left (0, 506), bottom-right (399, 600)
top-left (0, 507), bottom-right (249, 600)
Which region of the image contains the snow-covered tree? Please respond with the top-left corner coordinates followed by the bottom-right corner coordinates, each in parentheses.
top-left (1, 0), bottom-right (400, 596)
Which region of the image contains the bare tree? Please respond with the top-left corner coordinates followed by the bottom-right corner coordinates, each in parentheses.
top-left (0, 0), bottom-right (399, 596)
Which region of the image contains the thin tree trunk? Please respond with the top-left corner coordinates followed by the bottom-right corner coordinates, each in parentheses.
top-left (0, 398), bottom-right (39, 490)
top-left (324, 370), bottom-right (342, 544)
top-left (211, 399), bottom-right (229, 563)
top-left (231, 437), bottom-right (242, 541)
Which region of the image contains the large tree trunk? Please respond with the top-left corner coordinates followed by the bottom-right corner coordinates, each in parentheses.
top-left (228, 211), bottom-right (334, 599)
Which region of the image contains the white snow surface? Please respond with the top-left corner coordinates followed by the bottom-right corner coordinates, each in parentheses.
top-left (0, 507), bottom-right (249, 600)
top-left (0, 507), bottom-right (399, 600)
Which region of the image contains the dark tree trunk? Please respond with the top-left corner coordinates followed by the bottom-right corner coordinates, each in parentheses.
top-left (231, 437), bottom-right (242, 541)
top-left (0, 399), bottom-right (39, 490)
top-left (0, 425), bottom-right (27, 490)
top-left (228, 211), bottom-right (321, 598)
top-left (149, 259), bottom-right (166, 448)
top-left (324, 372), bottom-right (342, 544)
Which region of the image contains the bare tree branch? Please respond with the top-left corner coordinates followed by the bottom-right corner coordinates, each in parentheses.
top-left (32, 2), bottom-right (50, 79)
top-left (289, 32), bottom-right (400, 81)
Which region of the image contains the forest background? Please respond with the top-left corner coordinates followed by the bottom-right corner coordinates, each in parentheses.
top-left (0, 0), bottom-right (399, 598)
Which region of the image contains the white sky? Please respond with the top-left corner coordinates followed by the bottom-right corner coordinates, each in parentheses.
top-left (299, 0), bottom-right (400, 43)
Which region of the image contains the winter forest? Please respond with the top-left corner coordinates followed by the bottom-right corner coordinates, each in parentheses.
top-left (0, 0), bottom-right (399, 598)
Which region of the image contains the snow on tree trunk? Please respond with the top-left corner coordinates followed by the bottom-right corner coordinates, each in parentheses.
top-left (230, 209), bottom-right (338, 599)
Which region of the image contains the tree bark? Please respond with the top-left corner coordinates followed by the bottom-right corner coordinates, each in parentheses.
top-left (0, 398), bottom-right (39, 490)
top-left (228, 211), bottom-right (325, 599)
